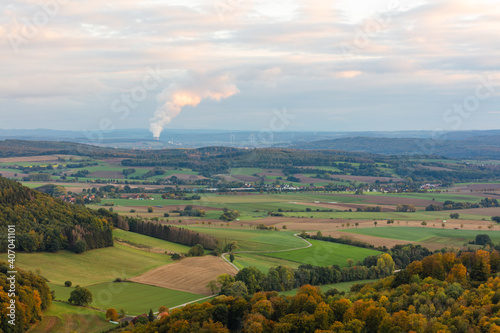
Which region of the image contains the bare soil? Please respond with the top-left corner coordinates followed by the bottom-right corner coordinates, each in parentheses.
top-left (129, 256), bottom-right (238, 295)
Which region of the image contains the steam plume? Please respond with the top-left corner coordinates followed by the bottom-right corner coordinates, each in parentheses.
top-left (149, 74), bottom-right (239, 139)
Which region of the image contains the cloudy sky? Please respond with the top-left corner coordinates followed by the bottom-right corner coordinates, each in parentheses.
top-left (1, 0), bottom-right (499, 136)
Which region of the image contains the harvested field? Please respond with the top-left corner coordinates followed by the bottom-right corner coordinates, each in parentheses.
top-left (312, 193), bottom-right (436, 207)
top-left (0, 154), bottom-right (76, 163)
top-left (445, 206), bottom-right (500, 216)
top-left (89, 171), bottom-right (124, 179)
top-left (333, 175), bottom-right (404, 183)
top-left (0, 171), bottom-right (28, 178)
top-left (168, 173), bottom-right (208, 181)
top-left (323, 231), bottom-right (418, 249)
top-left (418, 166), bottom-right (454, 171)
top-left (294, 201), bottom-right (396, 212)
top-left (297, 174), bottom-right (331, 184)
top-left (129, 256), bottom-right (238, 295)
top-left (232, 175), bottom-right (261, 182)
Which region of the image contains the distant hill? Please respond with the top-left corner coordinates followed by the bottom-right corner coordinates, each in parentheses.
top-left (0, 176), bottom-right (113, 253)
top-left (286, 136), bottom-right (500, 159)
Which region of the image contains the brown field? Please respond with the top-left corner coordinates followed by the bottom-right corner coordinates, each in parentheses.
top-left (445, 206), bottom-right (500, 216)
top-left (297, 174), bottom-right (331, 184)
top-left (294, 201), bottom-right (396, 212)
top-left (418, 166), bottom-right (454, 171)
top-left (333, 175), bottom-right (405, 183)
top-left (168, 173), bottom-right (208, 181)
top-left (0, 171), bottom-right (29, 178)
top-left (324, 231), bottom-right (419, 249)
top-left (129, 256), bottom-right (238, 295)
top-left (89, 171), bottom-right (125, 179)
top-left (232, 175), bottom-right (261, 182)
top-left (0, 154), bottom-right (78, 163)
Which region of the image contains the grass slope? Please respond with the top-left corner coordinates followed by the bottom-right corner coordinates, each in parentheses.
top-left (262, 239), bottom-right (381, 267)
top-left (86, 282), bottom-right (205, 315)
top-left (28, 302), bottom-right (114, 333)
top-left (9, 243), bottom-right (170, 286)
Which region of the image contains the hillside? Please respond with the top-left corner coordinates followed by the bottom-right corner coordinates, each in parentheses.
top-left (287, 136), bottom-right (500, 159)
top-left (0, 176), bottom-right (113, 253)
top-left (125, 250), bottom-right (500, 332)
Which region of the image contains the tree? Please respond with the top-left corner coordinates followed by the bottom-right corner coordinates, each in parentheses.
top-left (229, 254), bottom-right (235, 262)
top-left (68, 286), bottom-right (93, 306)
top-left (65, 280), bottom-right (72, 287)
top-left (148, 206), bottom-right (154, 213)
top-left (73, 240), bottom-right (87, 254)
top-left (374, 221), bottom-right (378, 227)
top-left (450, 213), bottom-right (460, 219)
top-left (188, 244), bottom-right (204, 257)
top-left (475, 234), bottom-right (492, 245)
top-left (106, 308), bottom-right (119, 321)
top-left (421, 221), bottom-right (427, 226)
top-left (207, 280), bottom-right (219, 295)
top-left (148, 309), bottom-right (155, 322)
top-left (492, 216), bottom-right (500, 223)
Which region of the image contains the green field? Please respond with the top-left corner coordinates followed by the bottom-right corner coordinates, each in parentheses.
top-left (49, 282), bottom-right (205, 314)
top-left (344, 227), bottom-right (500, 247)
top-left (5, 243), bottom-right (170, 286)
top-left (280, 279), bottom-right (377, 296)
top-left (262, 239), bottom-right (381, 267)
top-left (28, 302), bottom-right (114, 333)
top-left (181, 227), bottom-right (305, 252)
top-left (87, 282), bottom-right (205, 315)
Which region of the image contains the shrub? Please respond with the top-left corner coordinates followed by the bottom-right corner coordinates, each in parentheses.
top-left (73, 240), bottom-right (87, 254)
top-left (187, 244), bottom-right (204, 257)
top-left (171, 253), bottom-right (181, 260)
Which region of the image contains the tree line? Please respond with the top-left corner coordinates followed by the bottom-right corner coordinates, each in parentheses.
top-left (120, 218), bottom-right (218, 250)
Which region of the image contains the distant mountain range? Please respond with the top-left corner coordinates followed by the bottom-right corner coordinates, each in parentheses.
top-left (284, 135), bottom-right (500, 159)
top-left (1, 128), bottom-right (500, 158)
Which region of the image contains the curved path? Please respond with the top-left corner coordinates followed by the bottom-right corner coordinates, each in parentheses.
top-left (221, 233), bottom-right (313, 272)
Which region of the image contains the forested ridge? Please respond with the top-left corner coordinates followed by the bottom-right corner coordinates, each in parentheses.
top-left (127, 249), bottom-right (500, 333)
top-left (0, 176), bottom-right (113, 253)
top-left (2, 140), bottom-right (500, 183)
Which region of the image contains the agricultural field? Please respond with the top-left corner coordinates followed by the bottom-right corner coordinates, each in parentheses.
top-left (343, 227), bottom-right (500, 249)
top-left (261, 239), bottom-right (381, 267)
top-left (28, 302), bottom-right (114, 333)
top-left (129, 256), bottom-right (238, 295)
top-left (87, 282), bottom-right (205, 315)
top-left (8, 243), bottom-right (170, 286)
top-left (280, 279), bottom-right (378, 296)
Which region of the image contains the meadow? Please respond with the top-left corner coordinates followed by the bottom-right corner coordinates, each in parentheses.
top-left (6, 243), bottom-right (170, 286)
top-left (261, 239), bottom-right (382, 267)
top-left (28, 302), bottom-right (114, 333)
top-left (280, 279), bottom-right (378, 296)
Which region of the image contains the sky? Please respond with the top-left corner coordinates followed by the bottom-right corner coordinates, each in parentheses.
top-left (1, 0), bottom-right (499, 138)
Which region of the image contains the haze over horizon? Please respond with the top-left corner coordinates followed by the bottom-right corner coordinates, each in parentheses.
top-left (1, 0), bottom-right (499, 136)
